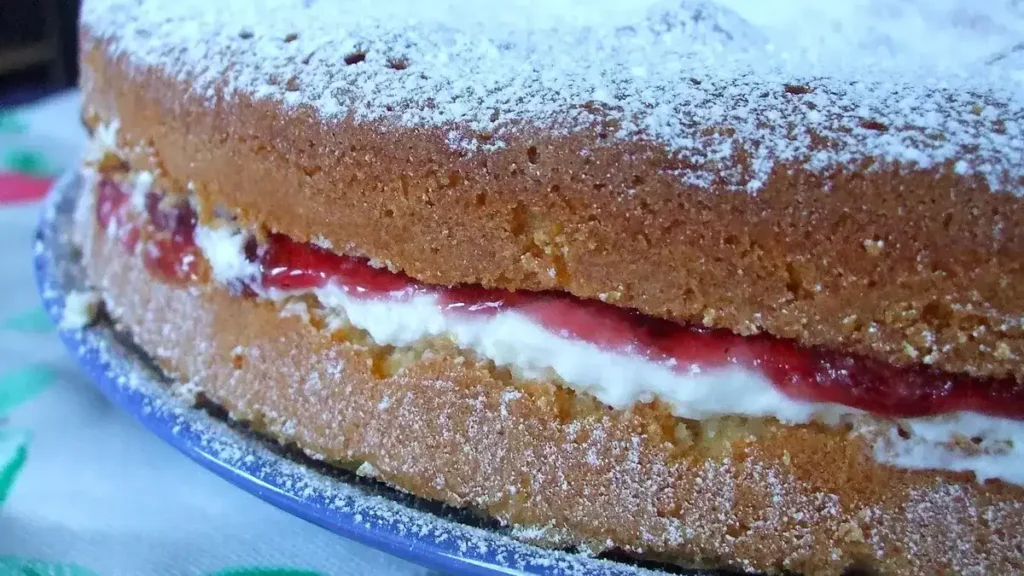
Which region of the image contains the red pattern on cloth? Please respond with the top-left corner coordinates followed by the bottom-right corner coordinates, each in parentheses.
top-left (0, 173), bottom-right (52, 205)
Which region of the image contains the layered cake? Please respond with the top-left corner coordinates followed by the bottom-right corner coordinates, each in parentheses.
top-left (75, 0), bottom-right (1024, 573)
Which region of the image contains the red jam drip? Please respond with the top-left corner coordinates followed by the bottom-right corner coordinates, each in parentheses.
top-left (97, 179), bottom-right (1024, 421)
top-left (259, 233), bottom-right (412, 294)
top-left (95, 179), bottom-right (200, 283)
top-left (96, 178), bottom-right (139, 251)
top-left (142, 191), bottom-right (201, 283)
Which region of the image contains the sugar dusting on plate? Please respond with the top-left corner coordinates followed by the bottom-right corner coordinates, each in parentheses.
top-left (59, 289), bottom-right (102, 330)
top-left (81, 0), bottom-right (1024, 195)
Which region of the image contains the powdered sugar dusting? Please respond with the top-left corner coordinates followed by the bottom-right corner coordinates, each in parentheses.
top-left (864, 483), bottom-right (1024, 574)
top-left (81, 0), bottom-right (1024, 194)
top-left (59, 289), bottom-right (102, 330)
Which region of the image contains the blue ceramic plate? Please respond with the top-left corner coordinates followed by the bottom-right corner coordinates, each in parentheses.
top-left (35, 173), bottom-right (693, 576)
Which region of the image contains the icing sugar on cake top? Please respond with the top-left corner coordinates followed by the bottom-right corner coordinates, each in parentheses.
top-left (82, 0), bottom-right (1024, 194)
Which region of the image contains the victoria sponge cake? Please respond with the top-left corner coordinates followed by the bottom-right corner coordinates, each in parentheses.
top-left (75, 0), bottom-right (1024, 573)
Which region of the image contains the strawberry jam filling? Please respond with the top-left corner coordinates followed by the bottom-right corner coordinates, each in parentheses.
top-left (96, 178), bottom-right (1024, 420)
top-left (97, 178), bottom-right (201, 283)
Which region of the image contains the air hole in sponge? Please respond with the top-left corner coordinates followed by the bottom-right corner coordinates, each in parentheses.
top-left (859, 119), bottom-right (889, 132)
top-left (284, 32), bottom-right (299, 43)
top-left (344, 51), bottom-right (367, 65)
top-left (509, 203), bottom-right (528, 236)
top-left (725, 521), bottom-right (751, 539)
top-left (921, 300), bottom-right (953, 330)
top-left (387, 58), bottom-right (409, 70)
top-left (941, 212), bottom-right (955, 231)
top-left (447, 170), bottom-right (463, 188)
top-left (527, 146), bottom-right (539, 164)
top-left (370, 347), bottom-right (396, 379)
top-left (784, 83), bottom-right (812, 95)
top-left (785, 262), bottom-right (805, 299)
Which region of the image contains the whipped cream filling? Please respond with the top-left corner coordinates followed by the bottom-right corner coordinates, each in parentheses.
top-left (195, 225), bottom-right (259, 284)
top-left (184, 219), bottom-right (1024, 486)
top-left (303, 285), bottom-right (848, 423)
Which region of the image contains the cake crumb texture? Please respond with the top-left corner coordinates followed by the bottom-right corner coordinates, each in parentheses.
top-left (60, 289), bottom-right (102, 330)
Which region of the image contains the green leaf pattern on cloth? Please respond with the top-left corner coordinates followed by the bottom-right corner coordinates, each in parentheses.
top-left (2, 149), bottom-right (52, 177)
top-left (0, 557), bottom-right (101, 576)
top-left (205, 565), bottom-right (321, 569)
top-left (0, 112), bottom-right (27, 135)
top-left (0, 364), bottom-right (57, 418)
top-left (0, 310), bottom-right (58, 507)
top-left (0, 359), bottom-right (49, 505)
top-left (1, 110), bottom-right (54, 177)
top-left (1, 308), bottom-right (53, 333)
top-left (0, 430), bottom-right (29, 505)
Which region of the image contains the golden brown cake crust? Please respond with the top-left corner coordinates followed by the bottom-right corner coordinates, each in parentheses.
top-left (78, 192), bottom-right (1024, 576)
top-left (78, 33), bottom-right (1024, 383)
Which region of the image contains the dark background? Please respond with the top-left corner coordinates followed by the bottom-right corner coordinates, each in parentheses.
top-left (0, 0), bottom-right (80, 107)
